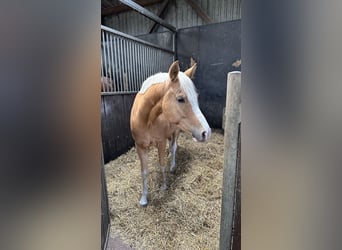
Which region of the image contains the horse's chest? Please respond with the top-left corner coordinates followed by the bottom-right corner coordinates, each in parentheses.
top-left (152, 114), bottom-right (176, 136)
top-left (132, 112), bottom-right (176, 148)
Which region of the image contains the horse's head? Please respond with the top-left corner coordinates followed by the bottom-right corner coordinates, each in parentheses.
top-left (162, 61), bottom-right (211, 142)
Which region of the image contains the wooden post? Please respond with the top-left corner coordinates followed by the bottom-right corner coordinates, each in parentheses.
top-left (219, 71), bottom-right (241, 250)
top-left (101, 143), bottom-right (111, 250)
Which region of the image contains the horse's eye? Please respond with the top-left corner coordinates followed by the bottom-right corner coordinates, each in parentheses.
top-left (177, 96), bottom-right (185, 103)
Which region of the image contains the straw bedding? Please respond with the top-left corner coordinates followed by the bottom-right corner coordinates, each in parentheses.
top-left (104, 130), bottom-right (224, 250)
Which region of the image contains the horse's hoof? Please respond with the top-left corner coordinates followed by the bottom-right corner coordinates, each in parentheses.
top-left (140, 197), bottom-right (148, 207)
top-left (170, 169), bottom-right (176, 175)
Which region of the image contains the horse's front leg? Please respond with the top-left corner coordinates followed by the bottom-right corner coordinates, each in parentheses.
top-left (169, 130), bottom-right (180, 174)
top-left (136, 144), bottom-right (149, 206)
top-left (157, 140), bottom-right (167, 191)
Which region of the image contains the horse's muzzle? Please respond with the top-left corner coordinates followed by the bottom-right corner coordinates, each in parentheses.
top-left (192, 127), bottom-right (211, 142)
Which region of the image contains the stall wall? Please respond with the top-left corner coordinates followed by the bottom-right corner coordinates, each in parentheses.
top-left (103, 0), bottom-right (241, 36)
top-left (177, 20), bottom-right (241, 128)
top-left (101, 93), bottom-right (136, 163)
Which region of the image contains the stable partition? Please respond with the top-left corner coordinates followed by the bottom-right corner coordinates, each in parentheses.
top-left (101, 25), bottom-right (175, 163)
top-left (101, 25), bottom-right (174, 94)
top-left (177, 20), bottom-right (241, 128)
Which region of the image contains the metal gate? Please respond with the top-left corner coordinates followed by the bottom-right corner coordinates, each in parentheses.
top-left (101, 25), bottom-right (175, 94)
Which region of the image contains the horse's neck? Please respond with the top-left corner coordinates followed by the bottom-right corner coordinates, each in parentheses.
top-left (139, 83), bottom-right (167, 126)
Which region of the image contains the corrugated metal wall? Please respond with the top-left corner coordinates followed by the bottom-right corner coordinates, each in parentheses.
top-left (103, 0), bottom-right (241, 36)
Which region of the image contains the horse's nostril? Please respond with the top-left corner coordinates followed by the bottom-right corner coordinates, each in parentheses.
top-left (202, 131), bottom-right (207, 139)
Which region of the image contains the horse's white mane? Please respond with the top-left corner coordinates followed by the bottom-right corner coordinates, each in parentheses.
top-left (139, 73), bottom-right (168, 94)
top-left (139, 72), bottom-right (199, 108)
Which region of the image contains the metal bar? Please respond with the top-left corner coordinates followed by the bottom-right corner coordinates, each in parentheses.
top-left (147, 47), bottom-right (151, 77)
top-left (125, 40), bottom-right (130, 91)
top-left (137, 44), bottom-right (143, 90)
top-left (119, 38), bottom-right (124, 92)
top-left (130, 42), bottom-right (135, 92)
top-left (119, 0), bottom-right (176, 32)
top-left (101, 91), bottom-right (138, 96)
top-left (135, 44), bottom-right (139, 91)
top-left (123, 39), bottom-right (127, 92)
top-left (109, 33), bottom-right (115, 92)
top-left (159, 50), bottom-right (162, 71)
top-left (128, 41), bottom-right (133, 92)
top-left (133, 43), bottom-right (138, 91)
top-left (148, 48), bottom-right (152, 77)
top-left (219, 71), bottom-right (241, 250)
top-left (127, 41), bottom-right (132, 92)
top-left (106, 32), bottom-right (112, 92)
top-left (122, 40), bottom-right (127, 91)
top-left (113, 36), bottom-right (119, 92)
top-left (144, 46), bottom-right (148, 80)
top-left (101, 25), bottom-right (175, 54)
top-left (102, 31), bottom-right (108, 80)
top-left (131, 42), bottom-right (137, 92)
top-left (153, 48), bottom-right (157, 75)
top-left (106, 33), bottom-right (112, 92)
top-left (101, 50), bottom-right (104, 78)
top-left (117, 36), bottom-right (123, 92)
top-left (103, 32), bottom-right (108, 92)
top-left (121, 38), bottom-right (126, 92)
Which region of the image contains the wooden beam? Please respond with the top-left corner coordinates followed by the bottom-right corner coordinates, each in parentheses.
top-left (184, 0), bottom-right (213, 24)
top-left (148, 0), bottom-right (173, 33)
top-left (119, 0), bottom-right (176, 32)
top-left (102, 0), bottom-right (164, 16)
top-left (102, 0), bottom-right (115, 7)
top-left (219, 71), bottom-right (241, 250)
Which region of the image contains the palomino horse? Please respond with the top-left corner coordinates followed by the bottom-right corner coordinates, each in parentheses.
top-left (130, 61), bottom-right (211, 206)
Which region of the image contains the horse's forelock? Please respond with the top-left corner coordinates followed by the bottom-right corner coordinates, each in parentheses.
top-left (178, 72), bottom-right (210, 133)
top-left (178, 72), bottom-right (199, 108)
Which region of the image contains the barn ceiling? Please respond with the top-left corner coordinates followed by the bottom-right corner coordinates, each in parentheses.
top-left (101, 0), bottom-right (164, 16)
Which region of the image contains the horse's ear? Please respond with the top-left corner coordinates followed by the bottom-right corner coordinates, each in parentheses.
top-left (169, 61), bottom-right (179, 82)
top-left (185, 63), bottom-right (197, 79)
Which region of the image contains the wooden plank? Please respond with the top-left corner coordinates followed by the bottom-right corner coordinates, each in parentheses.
top-left (103, 95), bottom-right (116, 161)
top-left (101, 94), bottom-right (137, 163)
top-left (231, 124), bottom-right (241, 250)
top-left (102, 0), bottom-right (115, 8)
top-left (118, 0), bottom-right (176, 32)
top-left (101, 142), bottom-right (111, 250)
top-left (184, 0), bottom-right (213, 24)
top-left (123, 94), bottom-right (136, 147)
top-left (219, 71), bottom-right (241, 250)
top-left (102, 0), bottom-right (164, 16)
top-left (148, 0), bottom-right (173, 33)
